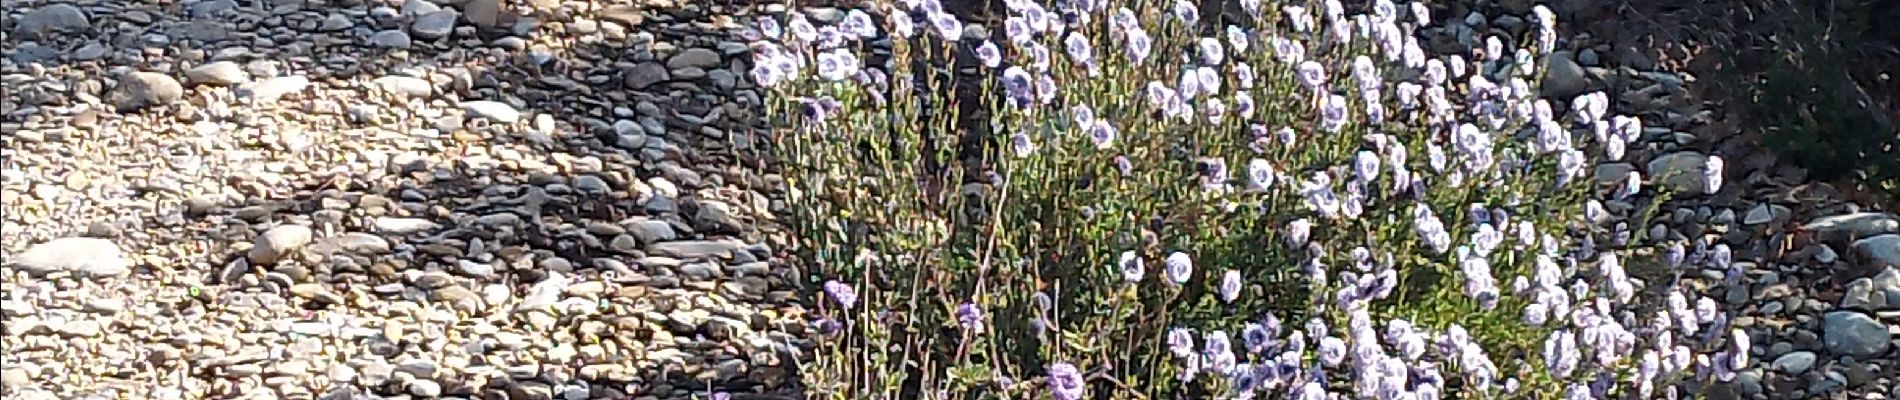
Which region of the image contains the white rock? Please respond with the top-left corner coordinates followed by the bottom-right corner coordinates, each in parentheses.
top-left (371, 217), bottom-right (438, 234)
top-left (7, 237), bottom-right (129, 279)
top-left (238, 75), bottom-right (311, 103)
top-left (372, 76), bottom-right (433, 98)
top-left (249, 225), bottom-right (314, 265)
top-left (461, 100), bottom-right (521, 123)
top-left (186, 61), bottom-right (250, 85)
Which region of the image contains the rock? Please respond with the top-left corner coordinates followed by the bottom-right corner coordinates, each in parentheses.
top-left (372, 76), bottom-right (434, 98)
top-left (249, 225), bottom-right (315, 265)
top-left (1803, 212), bottom-right (1900, 239)
top-left (624, 62), bottom-right (669, 89)
top-left (693, 200), bottom-right (743, 234)
top-left (599, 5), bottom-right (643, 27)
top-left (7, 237), bottom-right (130, 279)
top-left (1645, 151), bottom-right (1714, 195)
top-left (186, 61), bottom-right (250, 86)
top-left (464, 0), bottom-right (503, 29)
top-left (1539, 51), bottom-right (1588, 98)
top-left (371, 217), bottom-right (439, 234)
top-left (412, 10), bottom-right (459, 39)
top-left (1822, 311), bottom-right (1891, 358)
top-left (647, 240), bottom-right (745, 260)
top-left (1771, 351), bottom-right (1817, 374)
top-left (238, 76), bottom-right (312, 103)
top-left (369, 30), bottom-right (413, 48)
top-left (667, 48), bottom-right (722, 70)
top-left (461, 101), bottom-right (521, 123)
top-left (290, 284), bottom-right (346, 305)
top-left (14, 4), bottom-right (90, 35)
top-left (407, 379), bottom-right (442, 397)
top-left (311, 233), bottom-right (392, 256)
top-left (1852, 234), bottom-right (1900, 268)
top-left (108, 72), bottom-right (184, 112)
top-left (1745, 204), bottom-right (1790, 226)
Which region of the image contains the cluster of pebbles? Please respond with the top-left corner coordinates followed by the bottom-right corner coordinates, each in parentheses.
top-left (1, 0), bottom-right (1896, 399)
top-left (3, 0), bottom-right (811, 398)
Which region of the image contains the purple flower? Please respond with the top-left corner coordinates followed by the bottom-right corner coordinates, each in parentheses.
top-left (1064, 32), bottom-right (1093, 64)
top-left (1168, 327), bottom-right (1197, 357)
top-left (1284, 5), bottom-right (1312, 32)
top-left (1318, 336), bottom-right (1347, 367)
top-left (1545, 330), bottom-right (1579, 378)
top-left (1172, 0), bottom-right (1198, 25)
top-left (1125, 29), bottom-right (1152, 65)
top-left (824, 280), bottom-right (857, 310)
top-left (1243, 322), bottom-right (1273, 354)
top-left (1010, 131), bottom-right (1036, 158)
top-left (1297, 61), bottom-right (1327, 90)
top-left (1088, 120), bottom-right (1116, 149)
top-left (1046, 362), bottom-right (1085, 400)
top-left (1246, 159), bottom-right (1275, 191)
top-left (756, 16), bottom-right (782, 38)
top-left (1115, 156), bottom-right (1133, 176)
top-left (975, 40), bottom-right (1001, 68)
top-left (1005, 16), bottom-right (1032, 43)
top-left (956, 303), bottom-right (986, 331)
top-left (930, 12), bottom-right (963, 39)
top-left (1198, 37), bottom-right (1225, 65)
top-left (843, 10), bottom-right (878, 38)
top-left (788, 13), bottom-right (817, 43)
top-left (1165, 252), bottom-right (1193, 285)
top-left (1115, 251), bottom-right (1144, 284)
top-left (1219, 270), bottom-right (1242, 302)
top-left (1234, 92), bottom-right (1256, 119)
top-left (1319, 94), bottom-right (1348, 132)
top-left (1273, 36), bottom-right (1305, 64)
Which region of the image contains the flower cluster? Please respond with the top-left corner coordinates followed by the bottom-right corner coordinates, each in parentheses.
top-left (760, 0), bottom-right (1748, 398)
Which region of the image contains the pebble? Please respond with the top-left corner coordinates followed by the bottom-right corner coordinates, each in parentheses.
top-left (1646, 151), bottom-right (1716, 195)
top-left (1854, 234), bottom-right (1900, 268)
top-left (369, 30), bottom-right (413, 48)
top-left (412, 10), bottom-right (459, 39)
top-left (1539, 50), bottom-right (1589, 98)
top-left (1773, 351), bottom-right (1818, 374)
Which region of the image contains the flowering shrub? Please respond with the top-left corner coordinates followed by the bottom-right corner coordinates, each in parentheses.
top-left (754, 1), bottom-right (1745, 398)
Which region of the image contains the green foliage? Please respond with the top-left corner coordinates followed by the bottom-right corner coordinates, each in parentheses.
top-left (1739, 0), bottom-right (1899, 195)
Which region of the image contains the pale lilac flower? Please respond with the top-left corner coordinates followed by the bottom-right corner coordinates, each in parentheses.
top-left (1277, 126), bottom-right (1297, 147)
top-left (1002, 67), bottom-right (1034, 108)
top-left (1318, 336), bottom-right (1347, 366)
top-left (1064, 32), bottom-right (1093, 64)
top-left (956, 303), bottom-right (985, 331)
top-left (844, 10), bottom-right (878, 38)
top-left (1035, 74), bottom-right (1057, 104)
top-left (788, 13), bottom-right (818, 43)
top-left (975, 40), bottom-right (1001, 68)
top-left (892, 11), bottom-right (916, 38)
top-left (1029, 43), bottom-right (1052, 72)
top-left (1197, 67), bottom-right (1222, 94)
top-left (1168, 327), bottom-right (1197, 357)
top-left (1004, 16), bottom-right (1032, 43)
top-left (1220, 270), bottom-right (1243, 302)
top-left (1233, 62), bottom-right (1257, 89)
top-left (1088, 120), bottom-right (1116, 149)
top-left (1010, 131), bottom-right (1036, 158)
top-left (1243, 322), bottom-right (1273, 354)
top-left (1165, 252), bottom-right (1194, 285)
top-left (1285, 5), bottom-right (1312, 32)
top-left (1320, 94), bottom-right (1348, 132)
top-left (1172, 0), bottom-right (1198, 25)
top-left (1126, 29), bottom-right (1152, 65)
top-left (824, 280), bottom-right (857, 310)
top-left (1118, 251), bottom-right (1143, 283)
top-left (1235, 92), bottom-right (1256, 119)
top-left (1273, 36), bottom-right (1305, 64)
top-left (930, 12), bottom-right (963, 39)
top-left (1112, 8), bottom-right (1138, 31)
top-left (1115, 156), bottom-right (1133, 176)
top-left (1537, 331), bottom-right (1574, 378)
top-left (1046, 362), bottom-right (1085, 400)
top-left (1226, 25), bottom-right (1250, 53)
top-left (1198, 37), bottom-right (1225, 65)
top-left (1246, 159), bottom-right (1275, 191)
top-left (1297, 61), bottom-right (1327, 90)
top-left (1240, 0), bottom-right (1261, 15)
top-left (1574, 91), bottom-right (1610, 122)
